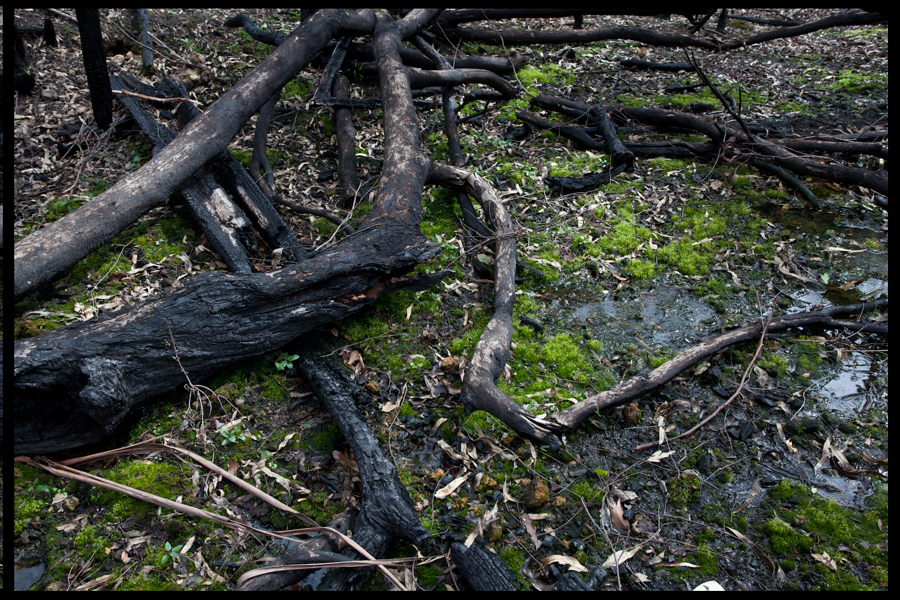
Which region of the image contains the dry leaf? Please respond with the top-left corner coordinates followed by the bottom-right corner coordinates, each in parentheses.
top-left (434, 472), bottom-right (469, 499)
top-left (693, 581), bottom-right (725, 591)
top-left (602, 545), bottom-right (641, 569)
top-left (647, 449), bottom-right (676, 463)
top-left (521, 512), bottom-right (540, 549)
top-left (811, 551), bottom-right (837, 571)
top-left (540, 554), bottom-right (589, 573)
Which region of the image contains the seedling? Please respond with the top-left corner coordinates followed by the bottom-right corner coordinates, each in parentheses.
top-left (275, 352), bottom-right (299, 371)
top-left (160, 541), bottom-right (183, 565)
top-left (218, 425), bottom-right (247, 446)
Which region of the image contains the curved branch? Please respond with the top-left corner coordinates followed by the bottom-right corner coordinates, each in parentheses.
top-left (550, 299), bottom-right (888, 432)
top-left (429, 161), bottom-right (562, 450)
top-left (408, 67), bottom-right (518, 100)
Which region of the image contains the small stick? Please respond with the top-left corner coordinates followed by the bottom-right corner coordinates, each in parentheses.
top-left (112, 88), bottom-right (201, 105)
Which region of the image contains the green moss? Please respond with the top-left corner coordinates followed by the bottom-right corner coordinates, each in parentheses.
top-left (498, 547), bottom-right (527, 586)
top-left (462, 410), bottom-right (501, 434)
top-left (668, 472), bottom-right (701, 507)
top-left (92, 460), bottom-right (188, 524)
top-left (304, 421), bottom-right (343, 453)
top-left (793, 339), bottom-right (826, 380)
top-left (625, 258), bottom-right (655, 280)
top-left (757, 351), bottom-right (789, 378)
top-left (417, 563), bottom-right (442, 588)
top-left (260, 375), bottom-right (288, 401)
top-left (825, 69), bottom-right (888, 94)
top-left (545, 151), bottom-right (609, 177)
top-left (15, 496), bottom-right (47, 535)
top-left (449, 307), bottom-right (492, 357)
top-left (126, 573), bottom-right (185, 591)
top-left (593, 210), bottom-right (657, 256)
top-left (647, 157), bottom-right (689, 171)
top-left (342, 313), bottom-right (390, 344)
top-left (691, 544), bottom-right (719, 575)
top-left (656, 237), bottom-right (710, 275)
top-left (540, 333), bottom-right (592, 380)
top-left (514, 63), bottom-right (574, 93)
top-left (74, 524), bottom-right (112, 561)
top-left (283, 78), bottom-right (311, 100)
top-left (760, 514), bottom-right (811, 555)
top-left (569, 480), bottom-right (603, 502)
top-left (615, 93), bottom-right (651, 108)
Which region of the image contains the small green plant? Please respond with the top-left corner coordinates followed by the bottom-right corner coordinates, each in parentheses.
top-left (160, 541), bottom-right (183, 565)
top-left (275, 352), bottom-right (299, 371)
top-left (820, 271), bottom-right (830, 285)
top-left (218, 425), bottom-right (247, 446)
top-left (28, 478), bottom-right (51, 494)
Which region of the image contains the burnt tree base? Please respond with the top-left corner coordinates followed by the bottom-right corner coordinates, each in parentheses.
top-left (237, 337), bottom-right (429, 591)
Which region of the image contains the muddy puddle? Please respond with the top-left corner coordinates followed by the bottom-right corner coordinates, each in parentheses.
top-left (532, 197), bottom-right (888, 524)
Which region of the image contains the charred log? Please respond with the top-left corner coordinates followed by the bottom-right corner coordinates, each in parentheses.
top-left (333, 74), bottom-right (363, 209)
top-left (451, 542), bottom-right (521, 591)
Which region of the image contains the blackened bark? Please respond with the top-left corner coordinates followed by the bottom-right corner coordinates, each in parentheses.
top-left (135, 8), bottom-right (154, 71)
top-left (333, 74), bottom-right (362, 209)
top-left (285, 338), bottom-right (430, 591)
top-left (451, 543), bottom-right (521, 591)
top-left (110, 73), bottom-right (256, 272)
top-left (176, 170), bottom-right (256, 273)
top-left (224, 12), bottom-right (288, 46)
top-left (14, 227), bottom-right (447, 456)
top-left (212, 155), bottom-right (308, 263)
top-left (14, 26), bottom-right (36, 95)
top-left (76, 9), bottom-right (113, 130)
top-left (752, 159), bottom-right (821, 210)
top-left (619, 59), bottom-right (696, 72)
top-left (528, 94), bottom-right (888, 196)
top-left (588, 105), bottom-right (635, 171)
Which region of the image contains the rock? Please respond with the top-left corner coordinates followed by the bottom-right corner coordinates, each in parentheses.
top-left (523, 478), bottom-right (549, 509)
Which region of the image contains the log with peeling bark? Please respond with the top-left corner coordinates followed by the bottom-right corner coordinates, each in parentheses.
top-left (14, 9), bottom-right (379, 303)
top-left (14, 9), bottom-right (450, 456)
top-left (111, 73), bottom-right (256, 273)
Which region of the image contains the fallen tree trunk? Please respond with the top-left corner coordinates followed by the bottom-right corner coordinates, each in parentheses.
top-left (14, 9), bottom-right (450, 456)
top-left (14, 9), bottom-right (377, 303)
top-left (14, 227), bottom-right (448, 455)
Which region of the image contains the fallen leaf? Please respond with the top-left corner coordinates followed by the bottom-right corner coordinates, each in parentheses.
top-left (811, 551), bottom-right (837, 571)
top-left (434, 472), bottom-right (469, 499)
top-left (540, 554), bottom-right (589, 573)
top-left (521, 513), bottom-right (540, 549)
top-left (646, 449), bottom-right (676, 463)
top-left (603, 545), bottom-right (641, 569)
top-left (693, 581), bottom-right (725, 591)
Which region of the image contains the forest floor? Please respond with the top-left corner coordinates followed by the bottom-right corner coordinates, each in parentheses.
top-left (12, 9), bottom-right (888, 591)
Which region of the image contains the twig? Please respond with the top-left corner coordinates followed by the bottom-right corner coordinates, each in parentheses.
top-left (684, 49), bottom-right (750, 137)
top-left (636, 296), bottom-right (779, 450)
top-left (112, 88), bottom-right (201, 105)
